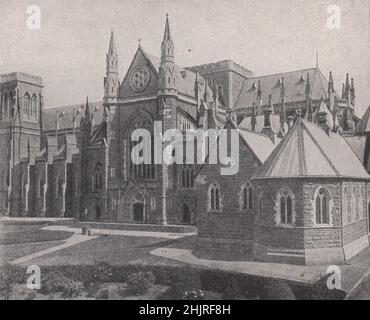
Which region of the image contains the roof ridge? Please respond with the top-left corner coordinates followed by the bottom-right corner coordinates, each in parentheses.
top-left (250, 67), bottom-right (316, 80)
top-left (261, 118), bottom-right (299, 177)
top-left (301, 120), bottom-right (340, 176)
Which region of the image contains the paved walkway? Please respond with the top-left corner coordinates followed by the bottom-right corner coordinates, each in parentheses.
top-left (150, 248), bottom-right (327, 284)
top-left (9, 234), bottom-right (98, 265)
top-left (0, 217), bottom-right (74, 223)
top-left (42, 225), bottom-right (196, 240)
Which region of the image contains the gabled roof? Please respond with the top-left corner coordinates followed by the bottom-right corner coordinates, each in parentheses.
top-left (234, 67), bottom-right (332, 109)
top-left (238, 128), bottom-right (276, 164)
top-left (354, 105), bottom-right (370, 135)
top-left (43, 101), bottom-right (104, 131)
top-left (253, 117), bottom-right (370, 179)
top-left (140, 47), bottom-right (207, 99)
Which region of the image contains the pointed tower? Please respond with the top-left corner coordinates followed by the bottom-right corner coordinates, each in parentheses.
top-left (256, 80), bottom-right (262, 115)
top-left (251, 103), bottom-right (257, 132)
top-left (344, 73), bottom-right (351, 106)
top-left (305, 73), bottom-right (313, 122)
top-left (279, 78), bottom-right (286, 133)
top-left (327, 71), bottom-right (335, 111)
top-left (104, 30), bottom-right (119, 108)
top-left (158, 14), bottom-right (176, 96)
top-left (350, 78), bottom-right (355, 107)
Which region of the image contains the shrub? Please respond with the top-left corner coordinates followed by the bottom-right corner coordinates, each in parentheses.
top-left (0, 264), bottom-right (27, 285)
top-left (91, 261), bottom-right (114, 283)
top-left (96, 288), bottom-right (110, 300)
top-left (183, 289), bottom-right (205, 300)
top-left (41, 272), bottom-right (84, 299)
top-left (126, 271), bottom-right (155, 295)
top-left (262, 279), bottom-right (296, 300)
top-left (173, 266), bottom-right (201, 299)
top-left (0, 278), bottom-right (12, 300)
top-left (222, 277), bottom-right (245, 300)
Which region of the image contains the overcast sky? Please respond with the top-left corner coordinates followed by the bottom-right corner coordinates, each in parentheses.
top-left (0, 0), bottom-right (369, 116)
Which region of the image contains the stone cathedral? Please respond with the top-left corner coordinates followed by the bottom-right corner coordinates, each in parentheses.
top-left (0, 15), bottom-right (367, 237)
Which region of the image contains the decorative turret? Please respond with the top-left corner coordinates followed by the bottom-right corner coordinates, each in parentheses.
top-left (305, 73), bottom-right (313, 122)
top-left (251, 103), bottom-right (257, 132)
top-left (256, 80), bottom-right (262, 114)
top-left (280, 77), bottom-right (286, 133)
top-left (81, 97), bottom-right (92, 135)
top-left (350, 78), bottom-right (355, 107)
top-left (104, 30), bottom-right (119, 107)
top-left (158, 14), bottom-right (176, 96)
top-left (344, 73), bottom-right (351, 105)
top-left (327, 71), bottom-right (335, 111)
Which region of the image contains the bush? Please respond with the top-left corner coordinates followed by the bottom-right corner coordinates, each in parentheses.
top-left (183, 289), bottom-right (205, 300)
top-left (41, 272), bottom-right (84, 299)
top-left (96, 288), bottom-right (110, 300)
top-left (173, 266), bottom-right (202, 299)
top-left (262, 280), bottom-right (296, 300)
top-left (0, 278), bottom-right (12, 300)
top-left (91, 261), bottom-right (114, 283)
top-left (0, 264), bottom-right (27, 285)
top-left (222, 277), bottom-right (245, 300)
top-left (126, 271), bottom-right (155, 295)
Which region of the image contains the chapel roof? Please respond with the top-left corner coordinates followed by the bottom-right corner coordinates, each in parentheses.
top-left (253, 117), bottom-right (370, 179)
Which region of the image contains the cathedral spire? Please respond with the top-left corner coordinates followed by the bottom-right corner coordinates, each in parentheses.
top-left (159, 14), bottom-right (176, 96)
top-left (104, 30), bottom-right (119, 106)
top-left (328, 71), bottom-right (334, 92)
top-left (163, 13), bottom-right (172, 44)
top-left (328, 71), bottom-right (335, 111)
top-left (280, 78), bottom-right (286, 132)
top-left (85, 96), bottom-right (90, 119)
top-left (305, 73), bottom-right (313, 122)
top-left (108, 29), bottom-right (117, 56)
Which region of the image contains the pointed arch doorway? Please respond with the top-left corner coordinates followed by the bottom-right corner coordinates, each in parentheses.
top-left (133, 202), bottom-right (144, 222)
top-left (179, 203), bottom-right (191, 224)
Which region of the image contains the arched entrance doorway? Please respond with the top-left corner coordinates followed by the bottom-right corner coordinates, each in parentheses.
top-left (179, 203), bottom-right (191, 224)
top-left (133, 202), bottom-right (144, 222)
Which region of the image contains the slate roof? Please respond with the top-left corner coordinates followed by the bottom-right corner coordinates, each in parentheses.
top-left (345, 135), bottom-right (367, 164)
top-left (238, 128), bottom-right (276, 164)
top-left (234, 67), bottom-right (332, 109)
top-left (254, 117), bottom-right (370, 179)
top-left (142, 48), bottom-right (208, 99)
top-left (354, 105), bottom-right (370, 135)
top-left (239, 114), bottom-right (282, 134)
top-left (43, 101), bottom-right (104, 132)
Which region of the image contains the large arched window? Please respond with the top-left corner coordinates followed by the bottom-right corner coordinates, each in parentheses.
top-left (94, 164), bottom-right (103, 191)
top-left (240, 182), bottom-right (253, 211)
top-left (24, 93), bottom-right (30, 117)
top-left (31, 94), bottom-right (37, 118)
top-left (276, 187), bottom-right (295, 225)
top-left (128, 110), bottom-right (155, 180)
top-left (208, 182), bottom-right (221, 212)
top-left (181, 165), bottom-right (194, 188)
top-left (314, 187), bottom-right (331, 225)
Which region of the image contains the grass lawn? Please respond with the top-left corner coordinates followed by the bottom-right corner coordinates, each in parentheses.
top-left (24, 235), bottom-right (190, 267)
top-left (0, 227), bottom-right (73, 245)
top-left (0, 241), bottom-right (65, 265)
